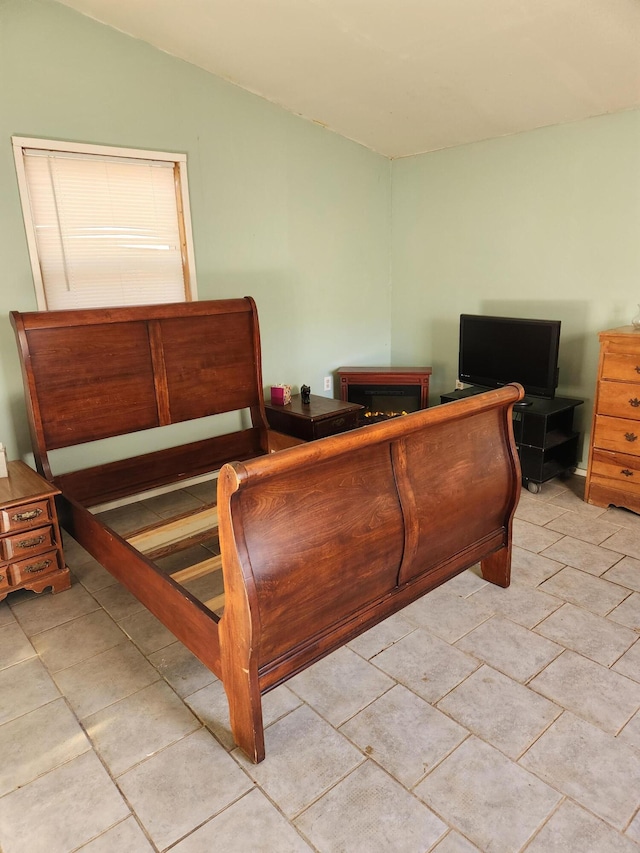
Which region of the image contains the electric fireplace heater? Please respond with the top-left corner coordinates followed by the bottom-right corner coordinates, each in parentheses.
top-left (337, 367), bottom-right (432, 425)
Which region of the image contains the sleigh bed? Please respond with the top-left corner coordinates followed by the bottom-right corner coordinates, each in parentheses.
top-left (11, 298), bottom-right (522, 762)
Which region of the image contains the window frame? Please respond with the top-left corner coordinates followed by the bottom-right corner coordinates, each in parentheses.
top-left (12, 136), bottom-right (198, 310)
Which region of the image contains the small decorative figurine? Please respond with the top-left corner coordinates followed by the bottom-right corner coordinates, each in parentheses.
top-left (300, 384), bottom-right (311, 404)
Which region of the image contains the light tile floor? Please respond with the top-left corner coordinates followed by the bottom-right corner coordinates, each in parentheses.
top-left (1, 475), bottom-right (640, 852)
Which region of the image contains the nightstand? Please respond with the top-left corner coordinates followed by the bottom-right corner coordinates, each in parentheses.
top-left (264, 394), bottom-right (363, 441)
top-left (0, 460), bottom-right (71, 602)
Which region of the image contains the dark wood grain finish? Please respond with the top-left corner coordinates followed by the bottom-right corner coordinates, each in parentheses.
top-left (162, 313), bottom-right (262, 421)
top-left (10, 298), bottom-right (269, 480)
top-left (28, 321), bottom-right (159, 448)
top-left (240, 442), bottom-right (405, 664)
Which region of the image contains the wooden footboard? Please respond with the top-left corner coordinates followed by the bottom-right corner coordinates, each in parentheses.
top-left (217, 383), bottom-right (523, 761)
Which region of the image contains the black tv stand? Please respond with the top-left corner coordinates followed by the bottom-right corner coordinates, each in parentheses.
top-left (440, 387), bottom-right (583, 492)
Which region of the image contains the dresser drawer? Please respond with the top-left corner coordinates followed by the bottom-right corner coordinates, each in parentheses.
top-left (9, 549), bottom-right (62, 585)
top-left (0, 568), bottom-right (9, 593)
top-left (597, 382), bottom-right (640, 420)
top-left (0, 525), bottom-right (56, 562)
top-left (601, 352), bottom-right (640, 383)
top-left (589, 449), bottom-right (640, 498)
top-left (592, 415), bottom-right (640, 454)
top-left (0, 500), bottom-right (53, 534)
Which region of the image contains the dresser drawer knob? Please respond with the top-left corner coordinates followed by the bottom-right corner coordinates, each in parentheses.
top-left (333, 418), bottom-right (345, 428)
top-left (17, 534), bottom-right (46, 549)
top-left (630, 398), bottom-right (640, 408)
top-left (11, 508), bottom-right (43, 522)
top-left (621, 469), bottom-right (634, 477)
top-left (636, 366), bottom-right (640, 374)
top-left (25, 559), bottom-right (52, 574)
top-left (0, 573), bottom-right (5, 583)
top-left (625, 432), bottom-right (638, 442)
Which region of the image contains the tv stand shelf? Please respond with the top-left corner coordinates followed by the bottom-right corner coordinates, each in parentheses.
top-left (440, 388), bottom-right (583, 492)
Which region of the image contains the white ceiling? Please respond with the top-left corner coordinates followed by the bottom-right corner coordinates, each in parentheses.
top-left (57, 0), bottom-right (640, 158)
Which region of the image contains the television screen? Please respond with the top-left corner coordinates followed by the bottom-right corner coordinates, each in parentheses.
top-left (458, 314), bottom-right (561, 399)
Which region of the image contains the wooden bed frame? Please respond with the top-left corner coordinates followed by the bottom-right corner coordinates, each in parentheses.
top-left (11, 299), bottom-right (523, 762)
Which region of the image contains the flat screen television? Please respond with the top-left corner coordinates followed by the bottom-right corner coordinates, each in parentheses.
top-left (458, 314), bottom-right (561, 401)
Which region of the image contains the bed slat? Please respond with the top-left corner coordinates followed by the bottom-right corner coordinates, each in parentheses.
top-left (171, 556), bottom-right (222, 584)
top-left (204, 593), bottom-right (226, 613)
top-left (126, 506), bottom-right (218, 552)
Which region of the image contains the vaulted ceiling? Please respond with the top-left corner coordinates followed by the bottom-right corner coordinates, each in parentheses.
top-left (56, 0), bottom-right (640, 158)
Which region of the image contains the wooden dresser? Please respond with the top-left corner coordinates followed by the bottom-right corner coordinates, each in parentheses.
top-left (585, 326), bottom-right (640, 514)
top-left (0, 460), bottom-right (70, 602)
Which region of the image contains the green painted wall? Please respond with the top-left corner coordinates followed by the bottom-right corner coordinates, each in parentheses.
top-left (2, 0), bottom-right (639, 475)
top-left (0, 0), bottom-right (391, 468)
top-left (391, 110), bottom-right (640, 466)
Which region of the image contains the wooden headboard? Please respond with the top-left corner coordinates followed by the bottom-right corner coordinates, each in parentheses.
top-left (11, 298), bottom-right (270, 505)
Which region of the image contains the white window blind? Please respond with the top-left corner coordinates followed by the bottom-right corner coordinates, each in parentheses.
top-left (13, 139), bottom-right (197, 310)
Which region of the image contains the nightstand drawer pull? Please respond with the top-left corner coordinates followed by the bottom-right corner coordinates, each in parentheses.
top-left (25, 559), bottom-right (52, 574)
top-left (11, 508), bottom-right (43, 522)
top-left (333, 418), bottom-right (345, 428)
top-left (621, 469), bottom-right (634, 477)
top-left (630, 398), bottom-right (640, 408)
top-left (17, 534), bottom-right (46, 549)
top-left (625, 432), bottom-right (638, 442)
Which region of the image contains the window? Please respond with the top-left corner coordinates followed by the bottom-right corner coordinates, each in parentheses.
top-left (12, 137), bottom-right (197, 310)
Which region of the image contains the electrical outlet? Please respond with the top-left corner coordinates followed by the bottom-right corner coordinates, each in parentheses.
top-left (324, 376), bottom-right (332, 393)
top-left (455, 379), bottom-right (465, 390)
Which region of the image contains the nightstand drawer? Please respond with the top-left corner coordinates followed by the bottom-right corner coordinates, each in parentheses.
top-left (597, 382), bottom-right (640, 420)
top-left (9, 549), bottom-right (62, 585)
top-left (312, 411), bottom-right (360, 439)
top-left (592, 415), bottom-right (640, 454)
top-left (0, 525), bottom-right (56, 562)
top-left (0, 500), bottom-right (52, 534)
